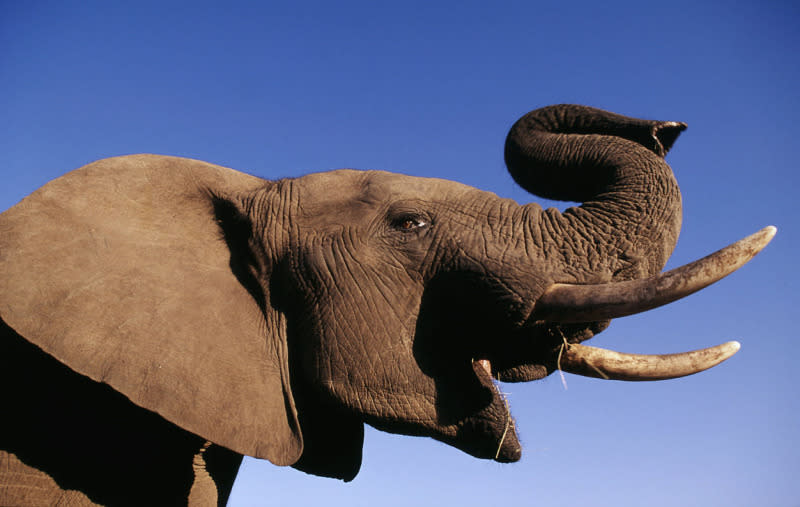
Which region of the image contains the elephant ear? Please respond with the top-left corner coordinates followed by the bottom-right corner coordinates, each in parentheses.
top-left (0, 154), bottom-right (302, 465)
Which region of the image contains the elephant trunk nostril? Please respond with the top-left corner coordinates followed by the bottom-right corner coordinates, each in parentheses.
top-left (651, 121), bottom-right (688, 157)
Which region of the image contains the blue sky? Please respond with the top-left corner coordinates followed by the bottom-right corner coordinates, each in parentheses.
top-left (2, 1), bottom-right (797, 506)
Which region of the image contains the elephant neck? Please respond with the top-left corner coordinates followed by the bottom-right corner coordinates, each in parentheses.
top-left (0, 446), bottom-right (240, 507)
top-left (0, 320), bottom-right (243, 506)
top-left (0, 451), bottom-right (98, 506)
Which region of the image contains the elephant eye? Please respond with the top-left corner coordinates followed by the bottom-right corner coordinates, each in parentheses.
top-left (391, 215), bottom-right (429, 232)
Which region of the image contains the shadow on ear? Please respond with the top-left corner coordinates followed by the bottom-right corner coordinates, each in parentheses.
top-left (0, 155), bottom-right (302, 466)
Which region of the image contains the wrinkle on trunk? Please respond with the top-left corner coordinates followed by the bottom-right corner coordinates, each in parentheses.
top-left (505, 104), bottom-right (683, 281)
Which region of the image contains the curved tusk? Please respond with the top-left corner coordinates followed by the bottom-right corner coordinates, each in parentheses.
top-left (532, 226), bottom-right (776, 323)
top-left (558, 341), bottom-right (740, 381)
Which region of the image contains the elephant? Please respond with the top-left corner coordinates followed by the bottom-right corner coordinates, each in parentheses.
top-left (0, 104), bottom-right (774, 506)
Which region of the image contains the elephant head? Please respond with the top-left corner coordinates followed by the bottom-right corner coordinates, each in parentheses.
top-left (0, 104), bottom-right (774, 482)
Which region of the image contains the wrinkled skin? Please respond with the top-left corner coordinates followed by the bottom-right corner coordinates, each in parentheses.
top-left (1, 105), bottom-right (740, 505)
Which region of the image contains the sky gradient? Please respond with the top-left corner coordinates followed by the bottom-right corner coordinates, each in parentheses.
top-left (2, 1), bottom-right (797, 506)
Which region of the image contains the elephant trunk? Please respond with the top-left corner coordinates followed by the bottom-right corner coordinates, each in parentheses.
top-left (505, 104), bottom-right (685, 282)
top-left (502, 104), bottom-right (775, 381)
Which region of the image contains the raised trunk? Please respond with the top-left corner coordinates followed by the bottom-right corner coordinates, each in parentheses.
top-left (505, 104), bottom-right (685, 281)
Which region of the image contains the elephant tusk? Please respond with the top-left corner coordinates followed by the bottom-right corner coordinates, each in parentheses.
top-left (558, 341), bottom-right (741, 381)
top-left (531, 226), bottom-right (776, 323)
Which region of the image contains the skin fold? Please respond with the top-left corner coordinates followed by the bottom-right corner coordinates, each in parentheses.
top-left (0, 105), bottom-right (750, 506)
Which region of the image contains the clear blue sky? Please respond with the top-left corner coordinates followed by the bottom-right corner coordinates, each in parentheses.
top-left (2, 1), bottom-right (797, 506)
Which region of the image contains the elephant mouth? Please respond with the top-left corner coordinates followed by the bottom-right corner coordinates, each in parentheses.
top-left (524, 227), bottom-right (774, 382)
top-left (456, 227), bottom-right (774, 462)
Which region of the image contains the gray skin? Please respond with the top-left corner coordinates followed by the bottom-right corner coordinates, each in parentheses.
top-left (0, 105), bottom-right (685, 505)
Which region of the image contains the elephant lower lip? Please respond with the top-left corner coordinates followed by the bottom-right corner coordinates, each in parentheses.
top-left (469, 358), bottom-right (521, 462)
top-left (473, 358), bottom-right (493, 378)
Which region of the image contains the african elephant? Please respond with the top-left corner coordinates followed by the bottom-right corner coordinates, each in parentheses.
top-left (0, 104), bottom-right (773, 506)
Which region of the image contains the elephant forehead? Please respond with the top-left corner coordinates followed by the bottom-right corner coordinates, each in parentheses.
top-left (293, 169), bottom-right (487, 214)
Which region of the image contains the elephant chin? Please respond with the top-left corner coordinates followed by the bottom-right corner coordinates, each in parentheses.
top-left (454, 359), bottom-right (522, 463)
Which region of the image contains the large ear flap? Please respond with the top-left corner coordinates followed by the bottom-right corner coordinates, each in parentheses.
top-left (0, 155), bottom-right (303, 465)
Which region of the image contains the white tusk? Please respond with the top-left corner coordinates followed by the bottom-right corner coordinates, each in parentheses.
top-left (532, 226), bottom-right (776, 323)
top-left (558, 341), bottom-right (741, 381)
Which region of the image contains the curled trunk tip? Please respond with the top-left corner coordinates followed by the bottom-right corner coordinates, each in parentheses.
top-left (652, 121), bottom-right (687, 157)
